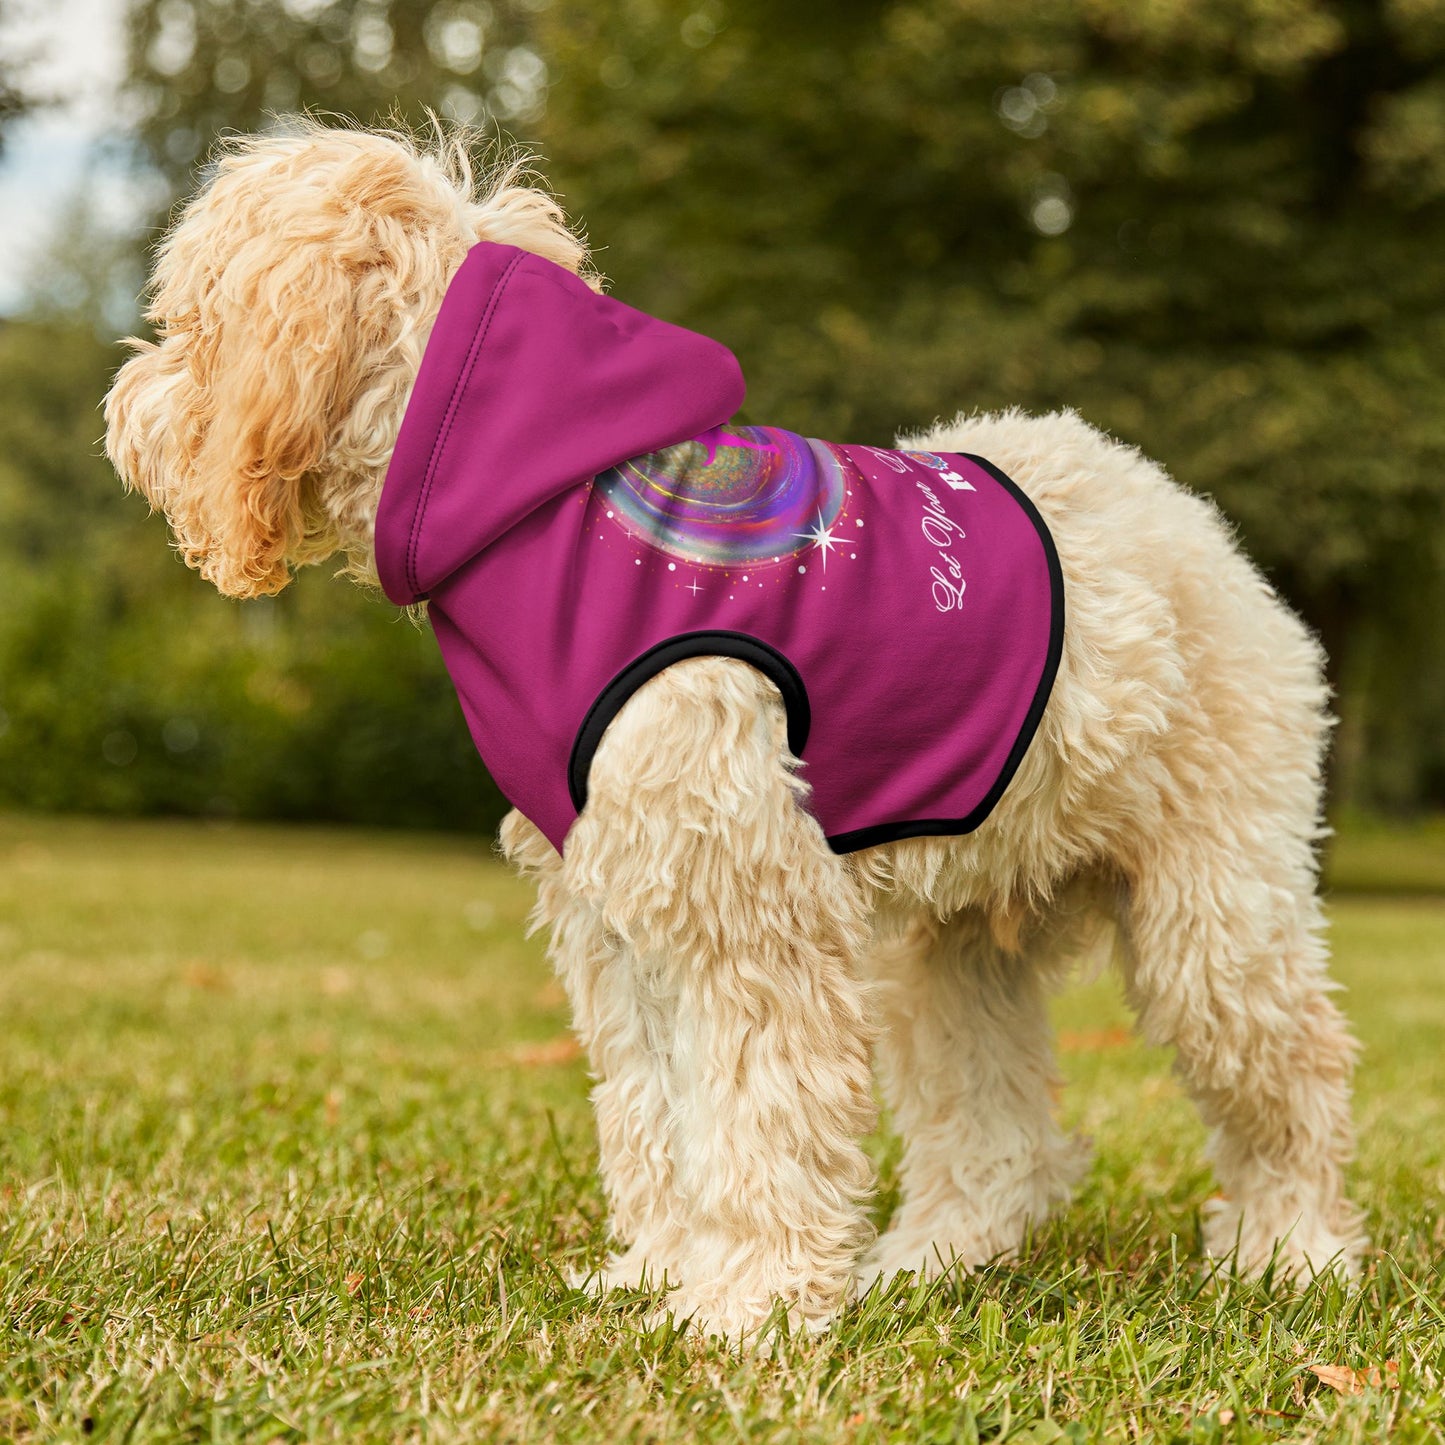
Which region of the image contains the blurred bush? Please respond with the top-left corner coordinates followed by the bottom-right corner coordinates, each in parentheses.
top-left (0, 317), bottom-right (505, 830)
top-left (0, 567), bottom-right (506, 829)
top-left (2, 0), bottom-right (1443, 826)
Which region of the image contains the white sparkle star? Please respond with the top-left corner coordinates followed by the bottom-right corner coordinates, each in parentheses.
top-left (793, 511), bottom-right (850, 572)
top-left (686, 578), bottom-right (703, 597)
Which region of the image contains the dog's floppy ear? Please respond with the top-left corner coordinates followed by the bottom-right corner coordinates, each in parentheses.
top-left (106, 130), bottom-right (450, 599)
top-left (105, 126), bottom-right (593, 598)
top-left (179, 240), bottom-right (359, 598)
top-left (106, 228), bottom-right (366, 600)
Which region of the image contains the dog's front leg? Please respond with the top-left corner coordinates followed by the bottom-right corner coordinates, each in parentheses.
top-left (501, 809), bottom-right (685, 1289)
top-left (563, 658), bottom-right (878, 1343)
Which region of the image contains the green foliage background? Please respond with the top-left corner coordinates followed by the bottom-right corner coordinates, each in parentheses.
top-left (3, 0), bottom-right (1444, 827)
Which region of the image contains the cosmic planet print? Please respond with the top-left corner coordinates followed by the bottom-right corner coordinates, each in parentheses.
top-left (594, 425), bottom-right (851, 567)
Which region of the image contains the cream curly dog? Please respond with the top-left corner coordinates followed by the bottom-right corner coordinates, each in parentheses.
top-left (105, 124), bottom-right (1364, 1342)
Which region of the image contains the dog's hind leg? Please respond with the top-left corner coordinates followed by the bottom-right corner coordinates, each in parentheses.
top-left (562, 658), bottom-right (878, 1342)
top-left (1103, 571), bottom-right (1365, 1280)
top-left (860, 909), bottom-right (1089, 1288)
top-left (1118, 828), bottom-right (1364, 1280)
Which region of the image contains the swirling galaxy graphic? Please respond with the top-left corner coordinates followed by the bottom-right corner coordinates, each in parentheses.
top-left (595, 425), bottom-right (849, 566)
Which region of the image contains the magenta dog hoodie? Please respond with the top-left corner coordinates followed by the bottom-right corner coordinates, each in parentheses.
top-left (374, 242), bottom-right (1063, 854)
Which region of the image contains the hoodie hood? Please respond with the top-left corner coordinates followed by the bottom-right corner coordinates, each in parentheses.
top-left (375, 243), bottom-right (746, 605)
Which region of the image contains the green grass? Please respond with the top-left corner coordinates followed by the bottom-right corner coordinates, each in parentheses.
top-left (2, 813), bottom-right (1443, 1443)
top-left (1325, 813), bottom-right (1445, 897)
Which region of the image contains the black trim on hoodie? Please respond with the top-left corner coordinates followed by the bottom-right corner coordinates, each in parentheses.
top-left (567, 631), bottom-right (813, 816)
top-left (823, 454), bottom-right (1065, 852)
top-left (566, 452), bottom-right (1064, 856)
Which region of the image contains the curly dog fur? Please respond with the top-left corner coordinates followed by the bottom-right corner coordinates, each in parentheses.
top-left (105, 122), bottom-right (1365, 1342)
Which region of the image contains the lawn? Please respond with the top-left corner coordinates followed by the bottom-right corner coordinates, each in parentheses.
top-left (2, 812), bottom-right (1443, 1443)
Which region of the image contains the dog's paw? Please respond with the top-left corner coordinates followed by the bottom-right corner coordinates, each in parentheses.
top-left (570, 1245), bottom-right (674, 1296)
top-left (645, 1287), bottom-right (837, 1350)
top-left (1202, 1196), bottom-right (1367, 1283)
top-left (860, 1133), bottom-right (1092, 1295)
top-left (856, 1233), bottom-right (995, 1296)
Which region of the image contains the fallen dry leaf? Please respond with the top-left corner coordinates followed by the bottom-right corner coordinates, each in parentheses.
top-left (320, 967), bottom-right (353, 997)
top-left (505, 1036), bottom-right (584, 1067)
top-left (534, 980), bottom-right (568, 1009)
top-left (181, 962), bottom-right (229, 992)
top-left (1309, 1362), bottom-right (1399, 1395)
top-left (344, 1272), bottom-right (365, 1296)
top-left (1057, 1027), bottom-right (1133, 1052)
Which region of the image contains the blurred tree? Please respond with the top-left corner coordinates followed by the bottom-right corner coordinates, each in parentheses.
top-left (535, 0), bottom-right (1445, 807)
top-left (23, 0), bottom-right (1440, 820)
top-left (124, 0), bottom-right (547, 191)
top-left (0, 0), bottom-right (38, 151)
top-left (9, 0), bottom-right (560, 832)
top-left (0, 316), bottom-right (136, 573)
